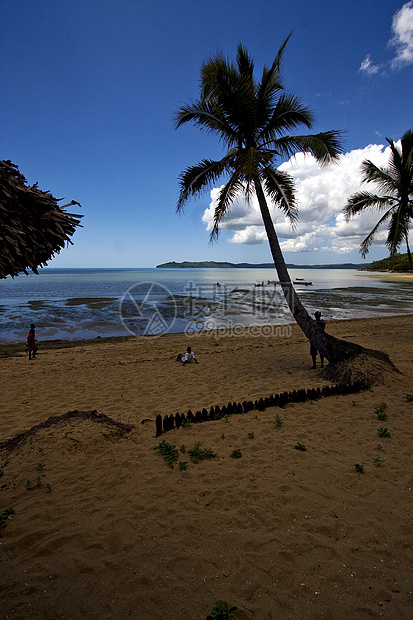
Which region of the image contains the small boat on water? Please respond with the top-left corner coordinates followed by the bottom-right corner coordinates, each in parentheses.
top-left (294, 279), bottom-right (312, 286)
top-left (254, 279), bottom-right (313, 287)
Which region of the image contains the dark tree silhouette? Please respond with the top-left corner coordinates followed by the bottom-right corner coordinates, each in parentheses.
top-left (0, 160), bottom-right (83, 278)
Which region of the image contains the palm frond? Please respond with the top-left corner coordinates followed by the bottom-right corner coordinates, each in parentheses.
top-left (174, 100), bottom-right (238, 147)
top-left (361, 160), bottom-right (398, 195)
top-left (344, 192), bottom-right (392, 220)
top-left (359, 209), bottom-right (393, 258)
top-left (261, 93), bottom-right (315, 144)
top-left (236, 44), bottom-right (254, 79)
top-left (257, 34), bottom-right (292, 116)
top-left (400, 129), bottom-right (413, 171)
top-left (271, 131), bottom-right (344, 165)
top-left (261, 166), bottom-right (298, 226)
top-left (386, 208), bottom-right (411, 255)
top-left (210, 174), bottom-right (246, 242)
top-left (177, 155), bottom-right (235, 211)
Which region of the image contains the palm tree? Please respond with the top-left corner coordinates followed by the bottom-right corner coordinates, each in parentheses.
top-left (344, 129), bottom-right (413, 270)
top-left (174, 38), bottom-right (392, 377)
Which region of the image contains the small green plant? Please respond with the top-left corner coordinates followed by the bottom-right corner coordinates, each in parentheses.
top-left (0, 507), bottom-right (15, 530)
top-left (294, 442), bottom-right (306, 451)
top-left (374, 402), bottom-right (388, 421)
top-left (404, 393), bottom-right (413, 401)
top-left (188, 442), bottom-right (218, 464)
top-left (154, 440), bottom-right (179, 468)
top-left (35, 475), bottom-right (41, 487)
top-left (206, 600), bottom-right (237, 620)
top-left (376, 443), bottom-right (384, 451)
top-left (37, 462), bottom-right (45, 471)
top-left (230, 449), bottom-right (242, 459)
top-left (247, 432), bottom-right (255, 439)
top-left (221, 434), bottom-right (225, 439)
top-left (351, 400), bottom-right (357, 406)
top-left (202, 448), bottom-right (217, 459)
top-left (274, 414), bottom-right (282, 428)
top-left (25, 479), bottom-right (32, 489)
top-left (378, 427), bottom-right (391, 438)
top-left (188, 441), bottom-right (202, 464)
top-left (223, 414), bottom-right (229, 423)
top-left (180, 445), bottom-right (187, 453)
top-left (373, 456), bottom-right (383, 467)
top-left (354, 463), bottom-right (364, 473)
top-left (178, 461), bottom-right (188, 471)
top-left (46, 483), bottom-right (52, 493)
top-left (180, 417), bottom-right (191, 428)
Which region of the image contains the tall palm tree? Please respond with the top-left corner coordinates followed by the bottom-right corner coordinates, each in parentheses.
top-left (174, 38), bottom-right (386, 371)
top-left (344, 129), bottom-right (413, 269)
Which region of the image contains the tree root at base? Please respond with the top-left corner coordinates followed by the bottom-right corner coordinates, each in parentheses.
top-left (319, 349), bottom-right (400, 385)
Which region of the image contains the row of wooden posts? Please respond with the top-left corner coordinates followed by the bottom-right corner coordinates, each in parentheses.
top-left (155, 380), bottom-right (368, 437)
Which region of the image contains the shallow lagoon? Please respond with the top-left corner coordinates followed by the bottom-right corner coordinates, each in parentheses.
top-left (1, 267), bottom-right (412, 342)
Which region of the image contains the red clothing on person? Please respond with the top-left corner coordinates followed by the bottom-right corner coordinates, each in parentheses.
top-left (27, 331), bottom-right (36, 349)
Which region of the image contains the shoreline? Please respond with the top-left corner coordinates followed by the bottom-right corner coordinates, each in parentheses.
top-left (2, 305), bottom-right (413, 350)
top-left (357, 271), bottom-right (413, 282)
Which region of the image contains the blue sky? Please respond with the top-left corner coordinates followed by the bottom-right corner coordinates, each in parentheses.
top-left (1, 0), bottom-right (412, 268)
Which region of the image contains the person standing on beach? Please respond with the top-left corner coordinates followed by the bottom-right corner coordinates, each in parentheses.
top-left (27, 323), bottom-right (38, 360)
top-left (310, 311), bottom-right (326, 369)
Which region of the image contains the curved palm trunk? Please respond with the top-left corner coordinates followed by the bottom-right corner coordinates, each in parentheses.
top-left (254, 180), bottom-right (367, 365)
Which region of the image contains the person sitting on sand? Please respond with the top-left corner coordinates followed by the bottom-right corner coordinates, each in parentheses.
top-left (310, 311), bottom-right (326, 369)
top-left (27, 323), bottom-right (38, 360)
top-left (176, 346), bottom-right (199, 365)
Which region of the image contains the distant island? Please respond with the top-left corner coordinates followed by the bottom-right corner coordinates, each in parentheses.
top-left (156, 260), bottom-right (368, 269)
top-left (360, 253), bottom-right (412, 273)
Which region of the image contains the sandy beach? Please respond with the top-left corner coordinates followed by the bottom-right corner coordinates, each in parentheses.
top-left (1, 314), bottom-right (412, 619)
top-left (357, 272), bottom-right (413, 283)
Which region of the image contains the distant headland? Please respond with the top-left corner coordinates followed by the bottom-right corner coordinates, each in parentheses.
top-left (359, 253), bottom-right (412, 273)
top-left (156, 260), bottom-right (367, 269)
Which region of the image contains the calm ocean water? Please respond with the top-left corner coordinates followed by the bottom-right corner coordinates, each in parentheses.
top-left (0, 267), bottom-right (412, 343)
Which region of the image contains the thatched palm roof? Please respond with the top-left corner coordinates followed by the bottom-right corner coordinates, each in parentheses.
top-left (0, 160), bottom-right (83, 278)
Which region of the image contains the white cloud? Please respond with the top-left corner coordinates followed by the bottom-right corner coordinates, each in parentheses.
top-left (389, 0), bottom-right (413, 68)
top-left (360, 1), bottom-right (413, 74)
top-left (202, 144), bottom-right (392, 254)
top-left (359, 54), bottom-right (382, 75)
